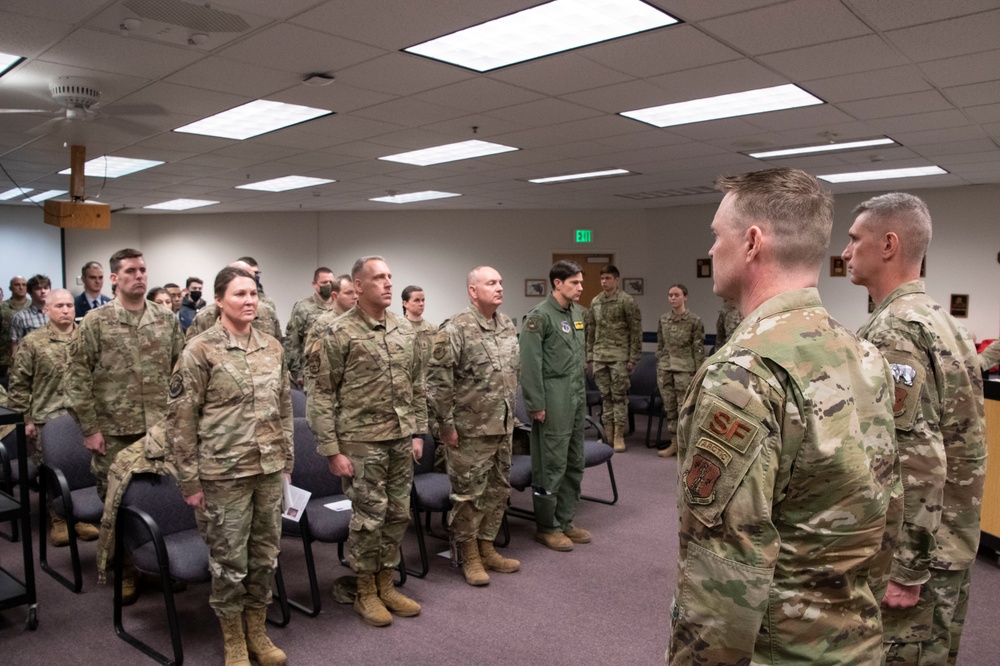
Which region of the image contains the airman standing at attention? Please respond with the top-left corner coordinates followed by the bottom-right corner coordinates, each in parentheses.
top-left (305, 256), bottom-right (427, 628)
top-left (843, 192), bottom-right (986, 666)
top-left (0, 276), bottom-right (29, 378)
top-left (520, 260), bottom-right (590, 552)
top-left (402, 285), bottom-right (436, 365)
top-left (667, 168), bottom-right (898, 665)
top-left (714, 299), bottom-right (742, 350)
top-left (585, 264), bottom-right (642, 452)
top-left (284, 267), bottom-right (337, 387)
top-left (655, 283), bottom-right (704, 457)
top-left (427, 266), bottom-right (520, 586)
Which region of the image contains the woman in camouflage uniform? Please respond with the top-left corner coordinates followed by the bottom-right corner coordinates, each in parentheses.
top-left (168, 266), bottom-right (293, 666)
top-left (656, 283), bottom-right (705, 457)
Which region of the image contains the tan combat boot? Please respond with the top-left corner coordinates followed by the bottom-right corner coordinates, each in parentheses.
top-left (564, 525), bottom-right (592, 544)
top-left (535, 530), bottom-right (573, 552)
top-left (354, 574), bottom-right (392, 626)
top-left (375, 569), bottom-right (421, 617)
top-left (48, 510), bottom-right (69, 547)
top-left (219, 615), bottom-right (251, 666)
top-left (602, 421), bottom-right (615, 446)
top-left (657, 442), bottom-right (677, 458)
top-left (458, 539), bottom-right (490, 586)
top-left (244, 607), bottom-right (286, 666)
top-left (613, 430), bottom-right (626, 452)
top-left (74, 521), bottom-right (100, 541)
top-left (479, 540), bottom-right (520, 573)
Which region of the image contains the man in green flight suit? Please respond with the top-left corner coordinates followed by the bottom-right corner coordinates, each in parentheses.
top-left (520, 260), bottom-right (591, 552)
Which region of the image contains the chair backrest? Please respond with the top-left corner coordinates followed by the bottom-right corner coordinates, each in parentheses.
top-left (413, 432), bottom-right (437, 476)
top-left (629, 351), bottom-right (658, 398)
top-left (41, 414), bottom-right (95, 491)
top-left (290, 388), bottom-right (307, 418)
top-left (514, 385), bottom-right (530, 424)
top-left (119, 473), bottom-right (197, 552)
top-left (290, 417), bottom-right (342, 497)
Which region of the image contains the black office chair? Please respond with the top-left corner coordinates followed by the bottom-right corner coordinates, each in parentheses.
top-left (0, 426), bottom-right (37, 541)
top-left (581, 419), bottom-right (619, 505)
top-left (114, 472), bottom-right (290, 666)
top-left (626, 352), bottom-right (665, 446)
top-left (37, 414), bottom-right (103, 592)
top-left (407, 432), bottom-right (451, 578)
top-left (280, 417), bottom-right (352, 616)
top-left (585, 370), bottom-right (602, 417)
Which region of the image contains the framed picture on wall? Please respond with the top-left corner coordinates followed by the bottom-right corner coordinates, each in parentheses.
top-left (623, 278), bottom-right (644, 296)
top-left (830, 256), bottom-right (846, 277)
top-left (950, 294), bottom-right (968, 318)
top-left (697, 258), bottom-right (712, 278)
top-left (525, 279), bottom-right (546, 297)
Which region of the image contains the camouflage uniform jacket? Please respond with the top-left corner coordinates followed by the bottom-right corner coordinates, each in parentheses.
top-left (7, 322), bottom-right (74, 424)
top-left (0, 385), bottom-right (14, 440)
top-left (656, 309), bottom-right (705, 372)
top-left (408, 317), bottom-right (438, 368)
top-left (585, 288), bottom-right (641, 364)
top-left (167, 323), bottom-right (294, 497)
top-left (670, 288), bottom-right (898, 665)
top-left (427, 306), bottom-right (519, 437)
top-left (980, 338), bottom-right (1000, 373)
top-left (858, 280), bottom-right (986, 581)
top-left (715, 302), bottom-right (743, 348)
top-left (186, 299), bottom-right (282, 342)
top-left (285, 294), bottom-right (336, 378)
top-left (66, 300), bottom-right (183, 437)
top-left (305, 307), bottom-right (427, 457)
top-left (0, 298), bottom-right (28, 371)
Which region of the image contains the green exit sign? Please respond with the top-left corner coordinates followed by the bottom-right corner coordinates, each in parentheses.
top-left (575, 229), bottom-right (592, 243)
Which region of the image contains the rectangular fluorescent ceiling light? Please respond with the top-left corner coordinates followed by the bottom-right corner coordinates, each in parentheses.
top-left (405, 0), bottom-right (679, 72)
top-left (58, 156), bottom-right (164, 178)
top-left (174, 100), bottom-right (333, 140)
top-left (529, 168), bottom-right (631, 184)
top-left (621, 84), bottom-right (823, 128)
top-left (370, 191), bottom-right (461, 204)
top-left (0, 52), bottom-right (24, 77)
top-left (749, 137), bottom-right (896, 159)
top-left (0, 187), bottom-right (33, 200)
top-left (236, 175), bottom-right (336, 192)
top-left (23, 190), bottom-right (67, 202)
top-left (144, 198), bottom-right (219, 211)
top-left (818, 166), bottom-right (947, 183)
top-left (379, 140), bottom-right (517, 166)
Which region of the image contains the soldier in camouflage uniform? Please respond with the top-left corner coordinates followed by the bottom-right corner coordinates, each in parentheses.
top-left (0, 275), bottom-right (29, 378)
top-left (8, 290), bottom-right (100, 545)
top-left (668, 168), bottom-right (899, 665)
top-left (585, 264), bottom-right (641, 453)
top-left (714, 299), bottom-right (742, 351)
top-left (520, 260), bottom-right (591, 553)
top-left (302, 274), bottom-right (358, 354)
top-left (655, 284), bottom-right (704, 457)
top-left (167, 266), bottom-right (293, 666)
top-left (843, 192), bottom-right (986, 666)
top-left (402, 285), bottom-right (436, 364)
top-left (284, 267), bottom-right (338, 386)
top-left (427, 266), bottom-right (520, 586)
top-left (65, 249), bottom-right (183, 604)
top-left (305, 256), bottom-right (427, 627)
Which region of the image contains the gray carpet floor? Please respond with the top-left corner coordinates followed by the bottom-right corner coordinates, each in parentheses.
top-left (2, 423), bottom-right (998, 665)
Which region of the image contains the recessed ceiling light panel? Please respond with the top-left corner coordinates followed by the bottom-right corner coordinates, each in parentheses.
top-left (0, 52), bottom-right (24, 78)
top-left (405, 0), bottom-right (679, 72)
top-left (58, 156), bottom-right (164, 178)
top-left (0, 187), bottom-right (33, 200)
top-left (369, 191), bottom-right (462, 204)
top-left (529, 168), bottom-right (632, 183)
top-left (23, 190), bottom-right (68, 202)
top-left (236, 176), bottom-right (336, 192)
top-left (621, 84), bottom-right (823, 128)
top-left (379, 140), bottom-right (518, 166)
top-left (748, 137), bottom-right (896, 159)
top-left (144, 198), bottom-right (220, 210)
top-left (174, 100), bottom-right (333, 140)
top-left (818, 166), bottom-right (948, 183)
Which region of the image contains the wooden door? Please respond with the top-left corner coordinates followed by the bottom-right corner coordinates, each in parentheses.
top-left (552, 252), bottom-right (613, 309)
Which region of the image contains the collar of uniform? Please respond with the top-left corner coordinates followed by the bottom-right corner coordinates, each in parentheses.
top-left (545, 293), bottom-right (574, 314)
top-left (742, 287), bottom-right (822, 328)
top-left (45, 321), bottom-right (74, 340)
top-left (466, 304), bottom-right (498, 331)
top-left (871, 279), bottom-right (925, 318)
top-left (113, 298), bottom-right (157, 328)
top-left (312, 293), bottom-right (335, 309)
top-left (669, 309), bottom-right (690, 321)
top-left (354, 305), bottom-right (397, 332)
top-left (220, 323), bottom-right (269, 352)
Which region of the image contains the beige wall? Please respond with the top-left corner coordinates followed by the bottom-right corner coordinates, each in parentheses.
top-left (4, 182), bottom-right (996, 340)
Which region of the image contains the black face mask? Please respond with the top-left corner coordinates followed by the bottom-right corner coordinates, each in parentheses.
top-left (318, 284), bottom-right (333, 299)
top-left (254, 274), bottom-right (263, 291)
top-left (188, 290), bottom-right (202, 302)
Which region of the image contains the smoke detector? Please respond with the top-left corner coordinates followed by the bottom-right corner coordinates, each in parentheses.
top-left (48, 77), bottom-right (100, 116)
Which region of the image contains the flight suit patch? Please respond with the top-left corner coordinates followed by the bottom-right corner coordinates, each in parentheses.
top-left (169, 372), bottom-right (184, 399)
top-left (885, 356), bottom-right (922, 431)
top-left (685, 454), bottom-right (721, 504)
top-left (574, 320), bottom-right (584, 330)
top-left (525, 317), bottom-right (540, 332)
top-left (694, 437), bottom-right (732, 466)
top-left (561, 321), bottom-right (571, 333)
top-left (699, 398), bottom-right (760, 454)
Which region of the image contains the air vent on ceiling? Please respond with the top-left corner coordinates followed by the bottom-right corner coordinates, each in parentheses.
top-left (615, 185), bottom-right (716, 200)
top-left (123, 0), bottom-right (251, 32)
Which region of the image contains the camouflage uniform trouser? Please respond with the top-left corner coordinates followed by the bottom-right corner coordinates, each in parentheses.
top-left (657, 369), bottom-right (694, 434)
top-left (92, 433), bottom-right (143, 502)
top-left (445, 433), bottom-right (512, 543)
top-left (340, 437), bottom-right (413, 575)
top-left (593, 360), bottom-right (630, 430)
top-left (194, 471), bottom-right (283, 619)
top-left (882, 568), bottom-right (971, 666)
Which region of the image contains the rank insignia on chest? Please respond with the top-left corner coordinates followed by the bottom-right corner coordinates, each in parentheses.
top-left (561, 321), bottom-right (571, 334)
top-left (574, 320), bottom-right (584, 330)
top-left (685, 454), bottom-right (721, 504)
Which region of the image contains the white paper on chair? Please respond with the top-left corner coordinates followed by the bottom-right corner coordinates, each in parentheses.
top-left (282, 479), bottom-right (311, 522)
top-left (325, 499), bottom-right (352, 512)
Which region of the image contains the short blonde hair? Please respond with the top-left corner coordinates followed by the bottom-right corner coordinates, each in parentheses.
top-left (852, 192), bottom-right (932, 266)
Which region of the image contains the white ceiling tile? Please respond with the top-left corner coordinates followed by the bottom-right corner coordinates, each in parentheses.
top-left (2, 0), bottom-right (108, 23)
top-left (744, 105), bottom-right (857, 131)
top-left (580, 24), bottom-right (741, 78)
top-left (891, 125), bottom-right (988, 146)
top-left (492, 115), bottom-right (637, 150)
top-left (351, 97), bottom-right (468, 127)
top-left (165, 57), bottom-right (294, 98)
top-left (914, 138), bottom-right (998, 156)
top-left (886, 10), bottom-right (1000, 62)
top-left (919, 50), bottom-right (1000, 88)
top-left (944, 81), bottom-right (1000, 108)
top-left (869, 109), bottom-right (974, 133)
top-left (489, 52), bottom-right (635, 96)
top-left (335, 53), bottom-right (474, 96)
top-left (39, 28), bottom-right (202, 79)
top-left (803, 66), bottom-right (933, 103)
top-left (0, 12), bottom-right (75, 59)
top-left (760, 35), bottom-right (909, 82)
top-left (269, 83), bottom-right (397, 115)
top-left (966, 103), bottom-right (1000, 124)
top-left (485, 98), bottom-right (603, 126)
top-left (700, 0), bottom-right (871, 56)
top-left (365, 128), bottom-right (463, 150)
top-left (838, 91), bottom-right (955, 120)
top-left (647, 0), bottom-right (787, 22)
top-left (560, 80), bottom-right (682, 114)
top-left (218, 24), bottom-right (386, 73)
top-left (663, 117), bottom-right (770, 142)
top-left (419, 114), bottom-right (529, 139)
top-left (412, 78), bottom-right (543, 113)
top-left (646, 59), bottom-right (789, 104)
top-left (848, 0), bottom-right (1000, 30)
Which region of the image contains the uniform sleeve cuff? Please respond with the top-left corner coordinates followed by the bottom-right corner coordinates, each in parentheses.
top-left (180, 480), bottom-right (202, 497)
top-left (891, 561), bottom-right (931, 586)
top-left (317, 441), bottom-right (341, 457)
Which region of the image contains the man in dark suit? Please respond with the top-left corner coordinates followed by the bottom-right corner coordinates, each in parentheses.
top-left (74, 261), bottom-right (112, 319)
